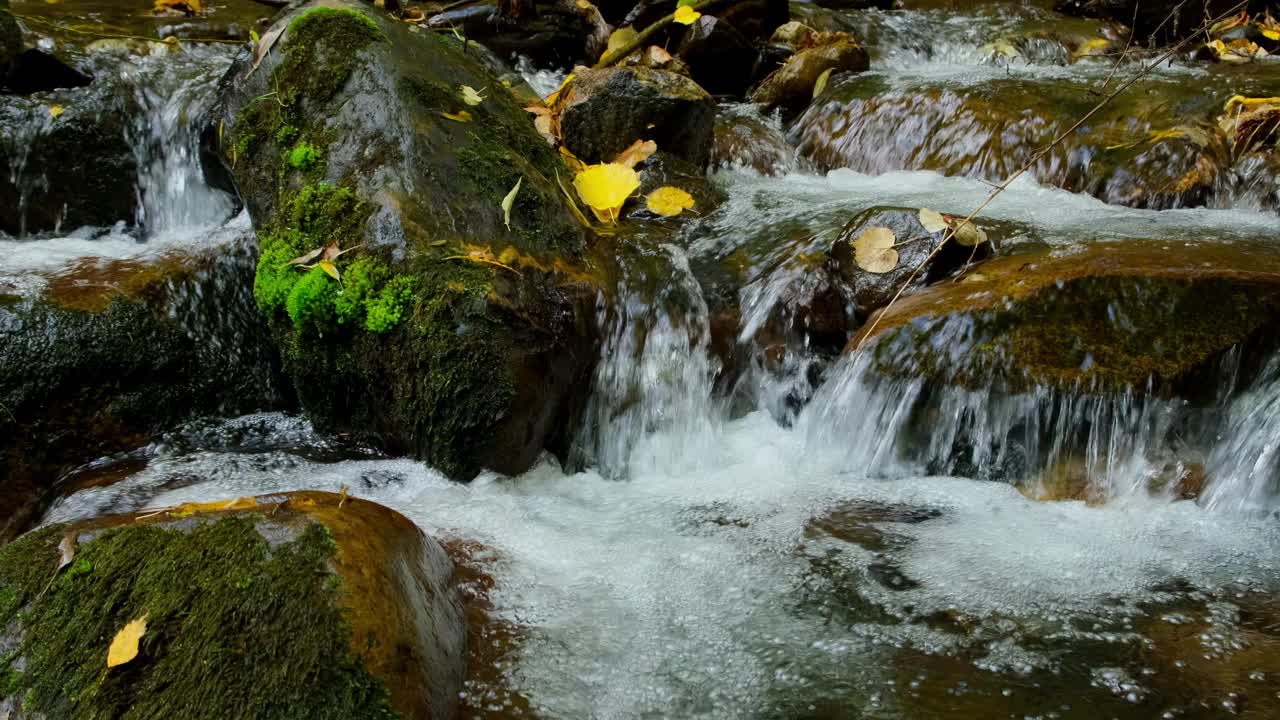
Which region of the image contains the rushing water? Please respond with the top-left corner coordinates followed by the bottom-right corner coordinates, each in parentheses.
top-left (10, 0), bottom-right (1280, 717)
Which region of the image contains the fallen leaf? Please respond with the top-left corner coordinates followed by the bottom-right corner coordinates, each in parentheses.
top-left (318, 259), bottom-right (340, 281)
top-left (918, 208), bottom-right (947, 233)
top-left (575, 0), bottom-right (592, 7)
top-left (288, 246), bottom-right (325, 267)
top-left (501, 176), bottom-right (522, 230)
top-left (154, 0), bottom-right (201, 15)
top-left (322, 240), bottom-right (359, 262)
top-left (460, 85), bottom-right (485, 106)
top-left (545, 73), bottom-right (575, 106)
top-left (525, 105), bottom-right (557, 143)
top-left (441, 110), bottom-right (473, 123)
top-left (559, 145), bottom-right (587, 173)
top-left (645, 186), bottom-right (695, 216)
top-left (948, 217), bottom-right (988, 247)
top-left (249, 29), bottom-right (260, 44)
top-left (556, 169), bottom-right (592, 227)
top-left (338, 484), bottom-right (349, 509)
top-left (673, 4), bottom-right (700, 24)
top-left (614, 138), bottom-right (656, 169)
top-left (57, 533), bottom-right (77, 572)
top-left (812, 68), bottom-right (833, 99)
top-left (48, 104), bottom-right (64, 119)
top-left (1072, 37), bottom-right (1110, 60)
top-left (602, 27), bottom-right (638, 62)
top-left (573, 163), bottom-right (640, 223)
top-left (107, 615), bottom-right (148, 668)
top-left (852, 226), bottom-right (898, 274)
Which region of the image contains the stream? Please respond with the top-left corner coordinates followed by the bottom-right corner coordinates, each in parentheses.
top-left (9, 0), bottom-right (1280, 717)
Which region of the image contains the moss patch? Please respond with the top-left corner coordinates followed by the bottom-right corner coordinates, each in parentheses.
top-left (288, 142), bottom-right (323, 171)
top-left (0, 517), bottom-right (398, 720)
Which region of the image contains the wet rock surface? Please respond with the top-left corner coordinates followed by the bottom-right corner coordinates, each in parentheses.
top-left (0, 242), bottom-right (284, 541)
top-left (211, 0), bottom-right (597, 480)
top-left (557, 65), bottom-right (717, 167)
top-left (750, 37), bottom-right (869, 113)
top-left (0, 490), bottom-right (465, 720)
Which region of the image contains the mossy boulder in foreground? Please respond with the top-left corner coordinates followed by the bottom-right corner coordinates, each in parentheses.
top-left (0, 491), bottom-right (465, 720)
top-left (207, 0), bottom-right (597, 479)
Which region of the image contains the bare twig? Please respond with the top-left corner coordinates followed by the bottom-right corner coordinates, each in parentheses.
top-left (853, 0), bottom-right (1248, 350)
top-left (1096, 0), bottom-right (1142, 95)
top-left (594, 0), bottom-right (740, 68)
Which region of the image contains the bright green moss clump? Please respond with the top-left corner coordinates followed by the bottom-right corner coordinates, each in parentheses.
top-left (289, 142), bottom-right (322, 170)
top-left (0, 518), bottom-right (398, 720)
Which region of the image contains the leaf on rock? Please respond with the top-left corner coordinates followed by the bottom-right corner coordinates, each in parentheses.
top-left (107, 616), bottom-right (148, 668)
top-left (545, 73), bottom-right (575, 106)
top-left (812, 68), bottom-right (833, 100)
top-left (602, 27), bottom-right (639, 62)
top-left (48, 104), bottom-right (64, 119)
top-left (460, 85), bottom-right (486, 106)
top-left (57, 533), bottom-right (77, 572)
top-left (574, 163), bottom-right (640, 223)
top-left (852, 226), bottom-right (899, 274)
top-left (645, 186), bottom-right (695, 217)
top-left (501, 176), bottom-right (523, 230)
top-left (559, 146), bottom-right (586, 173)
top-left (441, 110), bottom-right (473, 123)
top-left (918, 208), bottom-right (947, 233)
top-left (948, 217), bottom-right (988, 247)
top-left (614, 138), bottom-right (657, 169)
top-left (673, 5), bottom-right (701, 24)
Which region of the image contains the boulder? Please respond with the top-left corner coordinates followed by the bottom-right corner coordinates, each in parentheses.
top-left (750, 38), bottom-right (869, 114)
top-left (426, 0), bottom-right (592, 67)
top-left (676, 15), bottom-right (758, 97)
top-left (828, 207), bottom-right (989, 319)
top-left (853, 242), bottom-right (1280, 393)
top-left (0, 0), bottom-right (20, 81)
top-left (208, 0), bottom-right (597, 480)
top-left (0, 80), bottom-right (136, 235)
top-left (557, 65), bottom-right (716, 167)
top-left (0, 237), bottom-right (284, 541)
top-left (1053, 0), bottom-right (1268, 45)
top-left (0, 490), bottom-right (465, 719)
top-left (711, 106), bottom-right (796, 175)
top-left (623, 0), bottom-right (787, 44)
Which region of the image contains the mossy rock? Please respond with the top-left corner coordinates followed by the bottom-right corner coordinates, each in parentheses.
top-left (854, 241), bottom-right (1280, 393)
top-left (206, 0), bottom-right (598, 479)
top-left (0, 248), bottom-right (284, 541)
top-left (0, 490), bottom-right (465, 719)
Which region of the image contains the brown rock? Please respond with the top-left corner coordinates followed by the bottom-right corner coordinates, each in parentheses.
top-left (750, 39), bottom-right (869, 113)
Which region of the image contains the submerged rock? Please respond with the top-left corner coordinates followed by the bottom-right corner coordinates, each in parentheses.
top-left (0, 238), bottom-right (283, 541)
top-left (209, 0), bottom-right (597, 479)
top-left (854, 242), bottom-right (1280, 392)
top-left (750, 37), bottom-right (869, 114)
top-left (711, 105), bottom-right (796, 175)
top-left (557, 65), bottom-right (716, 167)
top-left (0, 490), bottom-right (465, 719)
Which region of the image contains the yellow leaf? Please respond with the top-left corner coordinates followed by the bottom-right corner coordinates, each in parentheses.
top-left (107, 616), bottom-right (148, 668)
top-left (673, 5), bottom-right (701, 25)
top-left (338, 483), bottom-right (349, 509)
top-left (545, 73), bottom-right (575, 106)
top-left (441, 110), bottom-right (472, 123)
top-left (573, 163), bottom-right (639, 223)
top-left (153, 0), bottom-right (201, 14)
top-left (560, 146), bottom-right (586, 173)
top-left (614, 138), bottom-right (657, 168)
top-left (1072, 37), bottom-right (1110, 60)
top-left (852, 226), bottom-right (898, 274)
top-left (812, 68), bottom-right (833, 99)
top-left (918, 208), bottom-right (947, 233)
top-left (576, 0), bottom-right (591, 7)
top-left (501, 176), bottom-right (522, 230)
top-left (48, 104), bottom-right (64, 119)
top-left (645, 186), bottom-right (695, 216)
top-left (460, 85), bottom-right (485, 106)
top-left (249, 29), bottom-right (260, 44)
top-left (318, 259), bottom-right (340, 282)
top-left (949, 217), bottom-right (988, 247)
top-left (602, 27), bottom-right (638, 62)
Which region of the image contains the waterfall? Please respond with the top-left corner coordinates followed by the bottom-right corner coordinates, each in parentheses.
top-left (1202, 357), bottom-right (1280, 514)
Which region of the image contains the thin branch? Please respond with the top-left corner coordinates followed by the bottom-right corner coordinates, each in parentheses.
top-left (853, 0), bottom-right (1248, 350)
top-left (594, 0), bottom-right (740, 68)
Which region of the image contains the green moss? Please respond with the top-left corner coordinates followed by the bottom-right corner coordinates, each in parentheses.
top-left (289, 142), bottom-right (322, 170)
top-left (365, 275), bottom-right (417, 334)
top-left (0, 517), bottom-right (398, 720)
top-left (287, 267), bottom-right (340, 334)
top-left (284, 6), bottom-right (387, 105)
top-left (276, 124), bottom-right (299, 144)
top-left (334, 257), bottom-right (388, 327)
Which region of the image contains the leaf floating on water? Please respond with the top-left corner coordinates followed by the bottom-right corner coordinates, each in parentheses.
top-left (949, 217), bottom-right (988, 247)
top-left (501, 176), bottom-right (522, 230)
top-left (57, 533), bottom-right (77, 572)
top-left (918, 207), bottom-right (947, 233)
top-left (441, 110), bottom-right (472, 123)
top-left (673, 5), bottom-right (701, 25)
top-left (614, 139), bottom-right (656, 169)
top-left (318, 260), bottom-right (340, 282)
top-left (574, 163), bottom-right (640, 223)
top-left (645, 186), bottom-right (695, 217)
top-left (460, 85), bottom-right (486, 106)
top-left (107, 615), bottom-right (148, 668)
top-left (811, 68), bottom-right (833, 100)
top-left (852, 226), bottom-right (899, 274)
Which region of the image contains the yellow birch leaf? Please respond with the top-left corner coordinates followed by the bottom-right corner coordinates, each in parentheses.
top-left (673, 5), bottom-right (701, 25)
top-left (318, 260), bottom-right (340, 282)
top-left (545, 73), bottom-right (575, 106)
top-left (645, 186), bottom-right (695, 216)
top-left (107, 616), bottom-right (148, 668)
top-left (852, 226), bottom-right (898, 273)
top-left (602, 27), bottom-right (639, 62)
top-left (812, 68), bottom-right (833, 99)
top-left (614, 138), bottom-right (657, 168)
top-left (560, 146), bottom-right (586, 173)
top-left (918, 208), bottom-right (947, 233)
top-left (441, 110), bottom-right (472, 123)
top-left (949, 217), bottom-right (988, 247)
top-left (48, 105), bottom-right (64, 119)
top-left (573, 163), bottom-right (640, 223)
top-left (460, 85), bottom-right (485, 106)
top-left (501, 176), bottom-right (522, 230)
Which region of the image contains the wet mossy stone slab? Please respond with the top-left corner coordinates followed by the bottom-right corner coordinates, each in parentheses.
top-left (0, 491), bottom-right (465, 720)
top-left (852, 242), bottom-right (1280, 393)
top-left (208, 0), bottom-right (597, 480)
top-left (0, 248), bottom-right (283, 542)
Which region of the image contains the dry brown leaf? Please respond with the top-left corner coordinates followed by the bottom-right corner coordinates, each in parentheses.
top-left (852, 226), bottom-right (899, 273)
top-left (918, 208), bottom-right (947, 233)
top-left (57, 533), bottom-right (77, 572)
top-left (614, 139), bottom-right (657, 169)
top-left (948, 217), bottom-right (988, 247)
